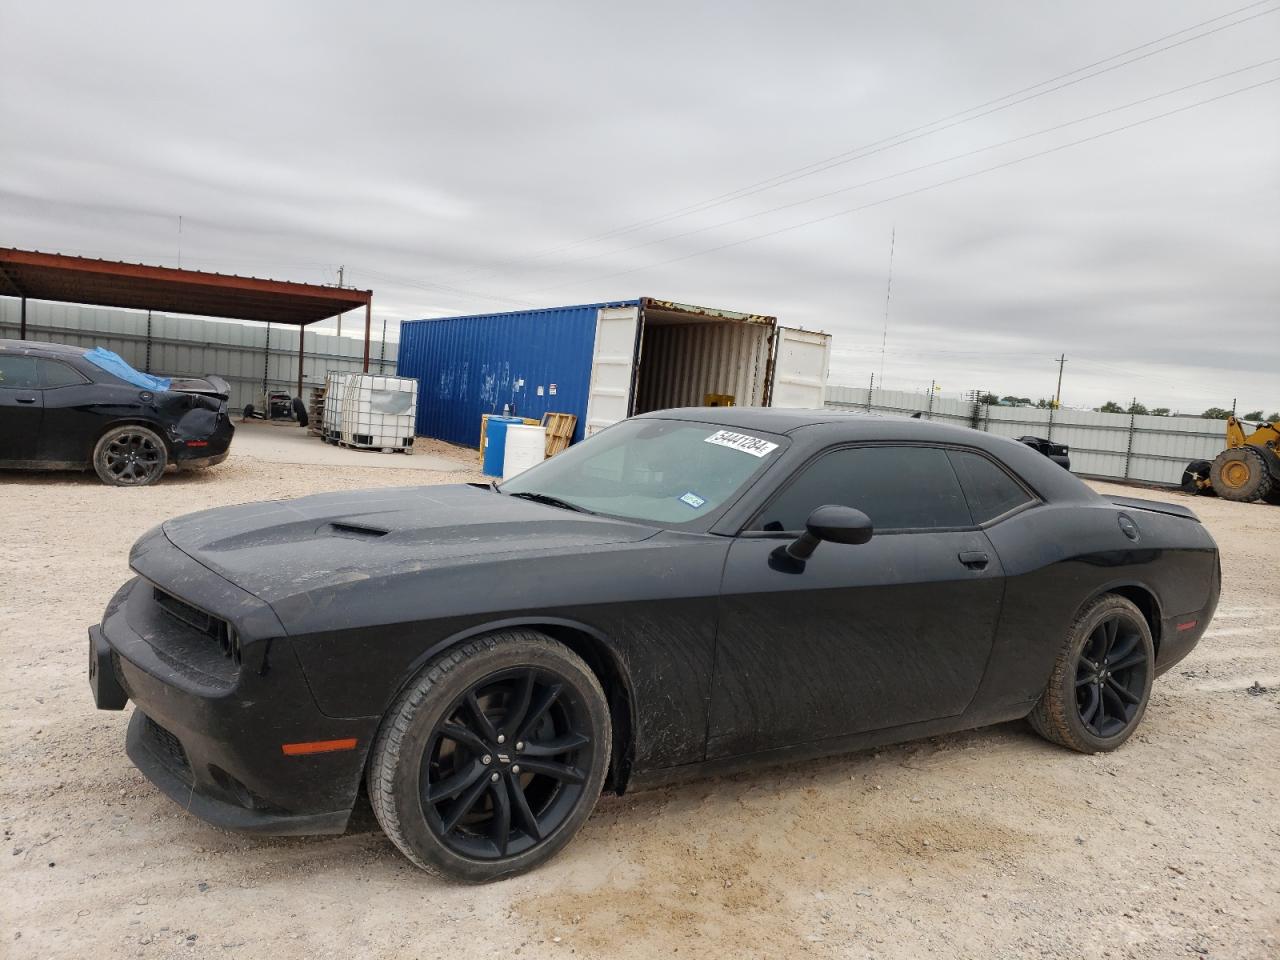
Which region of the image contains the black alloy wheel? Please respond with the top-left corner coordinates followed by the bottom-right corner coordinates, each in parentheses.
top-left (422, 667), bottom-right (592, 860)
top-left (1029, 593), bottom-right (1155, 753)
top-left (1073, 615), bottom-right (1149, 738)
top-left (367, 630), bottom-right (611, 882)
top-left (93, 425), bottom-right (168, 487)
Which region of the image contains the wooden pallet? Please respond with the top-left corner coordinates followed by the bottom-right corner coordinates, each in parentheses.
top-left (307, 387), bottom-right (326, 437)
top-left (541, 412), bottom-right (577, 457)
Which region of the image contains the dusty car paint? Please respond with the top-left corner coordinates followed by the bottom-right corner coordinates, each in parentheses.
top-left (90, 407), bottom-right (1219, 835)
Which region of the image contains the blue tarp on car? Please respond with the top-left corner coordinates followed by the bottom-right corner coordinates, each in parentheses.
top-left (83, 347), bottom-right (172, 392)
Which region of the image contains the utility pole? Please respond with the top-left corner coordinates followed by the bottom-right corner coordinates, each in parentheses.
top-left (335, 266), bottom-right (345, 337)
top-left (1054, 353), bottom-right (1066, 408)
top-left (879, 227), bottom-right (895, 388)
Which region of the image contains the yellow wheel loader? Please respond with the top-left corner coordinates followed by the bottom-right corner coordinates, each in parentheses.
top-left (1182, 417), bottom-right (1280, 503)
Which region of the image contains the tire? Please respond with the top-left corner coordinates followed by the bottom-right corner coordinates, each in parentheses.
top-left (1180, 460), bottom-right (1213, 495)
top-left (1210, 447), bottom-right (1272, 502)
top-left (92, 425), bottom-right (168, 487)
top-left (242, 404), bottom-right (255, 420)
top-left (291, 397), bottom-right (309, 428)
top-left (1028, 594), bottom-right (1155, 754)
top-left (367, 630), bottom-right (612, 882)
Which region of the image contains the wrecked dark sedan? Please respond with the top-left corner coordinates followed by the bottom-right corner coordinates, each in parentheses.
top-left (89, 408), bottom-right (1219, 881)
top-left (0, 339), bottom-right (233, 486)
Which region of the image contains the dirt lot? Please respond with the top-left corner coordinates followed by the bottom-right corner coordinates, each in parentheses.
top-left (1, 448), bottom-right (1276, 960)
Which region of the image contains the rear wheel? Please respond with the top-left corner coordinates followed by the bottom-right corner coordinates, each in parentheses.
top-left (1210, 447), bottom-right (1272, 502)
top-left (367, 630), bottom-right (611, 882)
top-left (92, 425), bottom-right (168, 487)
top-left (1029, 594), bottom-right (1154, 753)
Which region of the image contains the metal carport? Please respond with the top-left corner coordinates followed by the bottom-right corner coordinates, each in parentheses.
top-left (0, 247), bottom-right (374, 399)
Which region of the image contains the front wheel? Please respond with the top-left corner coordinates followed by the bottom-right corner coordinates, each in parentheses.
top-left (92, 425), bottom-right (168, 487)
top-left (1028, 594), bottom-right (1154, 753)
top-left (367, 630), bottom-right (612, 882)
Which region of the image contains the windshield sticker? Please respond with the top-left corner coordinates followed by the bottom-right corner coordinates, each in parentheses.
top-left (704, 430), bottom-right (779, 458)
top-left (679, 492), bottom-right (707, 509)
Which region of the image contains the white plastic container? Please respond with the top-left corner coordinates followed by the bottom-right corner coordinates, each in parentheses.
top-left (339, 375), bottom-right (419, 453)
top-left (323, 372), bottom-right (353, 442)
top-left (501, 423), bottom-right (547, 479)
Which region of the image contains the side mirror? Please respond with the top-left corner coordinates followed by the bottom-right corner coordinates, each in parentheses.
top-left (771, 505), bottom-right (873, 567)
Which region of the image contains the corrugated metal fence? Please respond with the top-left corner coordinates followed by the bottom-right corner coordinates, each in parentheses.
top-left (826, 385), bottom-right (1227, 486)
top-left (1, 298), bottom-right (396, 413)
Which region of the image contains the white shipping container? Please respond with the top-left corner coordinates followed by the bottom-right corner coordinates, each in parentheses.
top-left (582, 300), bottom-right (831, 437)
top-left (339, 375), bottom-right (419, 452)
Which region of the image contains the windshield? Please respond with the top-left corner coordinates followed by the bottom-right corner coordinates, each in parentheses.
top-left (499, 418), bottom-right (785, 525)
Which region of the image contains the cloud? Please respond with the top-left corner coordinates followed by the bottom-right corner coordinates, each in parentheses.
top-left (1, 0), bottom-right (1276, 413)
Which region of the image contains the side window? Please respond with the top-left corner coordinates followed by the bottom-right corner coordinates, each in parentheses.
top-left (0, 355), bottom-right (40, 389)
top-left (36, 358), bottom-right (89, 389)
top-left (947, 449), bottom-right (1035, 523)
top-left (754, 446), bottom-right (972, 532)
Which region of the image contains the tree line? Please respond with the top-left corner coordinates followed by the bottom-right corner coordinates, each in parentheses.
top-left (975, 394), bottom-right (1277, 420)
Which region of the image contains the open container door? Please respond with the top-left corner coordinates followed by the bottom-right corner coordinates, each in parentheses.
top-left (769, 326), bottom-right (831, 408)
top-left (584, 304), bottom-right (643, 437)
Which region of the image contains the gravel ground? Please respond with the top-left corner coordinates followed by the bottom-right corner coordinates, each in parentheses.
top-left (1, 454), bottom-right (1276, 960)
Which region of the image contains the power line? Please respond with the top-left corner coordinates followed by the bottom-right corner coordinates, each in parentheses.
top-left (523, 57), bottom-right (1280, 274)
top-left (531, 75), bottom-right (1280, 293)
top-left (428, 0), bottom-right (1279, 286)
top-left (344, 264), bottom-right (538, 311)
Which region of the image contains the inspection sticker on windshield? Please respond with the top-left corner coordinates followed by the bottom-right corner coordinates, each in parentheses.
top-left (679, 492), bottom-right (707, 509)
top-left (704, 430), bottom-right (778, 458)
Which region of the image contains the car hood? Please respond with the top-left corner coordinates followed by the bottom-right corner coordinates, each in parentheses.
top-left (159, 483), bottom-right (657, 605)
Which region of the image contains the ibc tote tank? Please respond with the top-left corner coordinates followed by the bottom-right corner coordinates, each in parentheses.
top-left (339, 374), bottom-right (419, 453)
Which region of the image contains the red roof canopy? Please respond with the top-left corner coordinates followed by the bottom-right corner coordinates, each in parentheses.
top-left (0, 247), bottom-right (370, 326)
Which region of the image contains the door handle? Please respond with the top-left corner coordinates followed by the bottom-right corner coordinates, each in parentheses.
top-left (15, 396), bottom-right (37, 404)
top-left (958, 550), bottom-right (990, 570)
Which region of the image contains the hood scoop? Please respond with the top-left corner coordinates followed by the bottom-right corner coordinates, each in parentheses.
top-left (324, 521), bottom-right (390, 540)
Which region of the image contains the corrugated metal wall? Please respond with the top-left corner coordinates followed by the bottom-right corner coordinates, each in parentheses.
top-left (0, 298), bottom-right (396, 413)
top-left (825, 384), bottom-right (1229, 486)
top-left (635, 320), bottom-right (771, 411)
top-left (398, 302), bottom-right (634, 448)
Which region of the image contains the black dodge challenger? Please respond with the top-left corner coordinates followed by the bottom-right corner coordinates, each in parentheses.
top-left (90, 408), bottom-right (1219, 881)
top-left (0, 339), bottom-right (234, 485)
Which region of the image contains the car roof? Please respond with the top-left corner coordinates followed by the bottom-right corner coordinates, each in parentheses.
top-left (0, 338), bottom-right (89, 357)
top-left (638, 405), bottom-right (868, 433)
top-left (639, 405), bottom-right (1098, 503)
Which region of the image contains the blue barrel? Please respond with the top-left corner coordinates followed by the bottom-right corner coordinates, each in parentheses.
top-left (482, 416), bottom-right (523, 477)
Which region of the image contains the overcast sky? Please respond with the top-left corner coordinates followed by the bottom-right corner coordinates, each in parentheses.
top-left (2, 1), bottom-right (1277, 413)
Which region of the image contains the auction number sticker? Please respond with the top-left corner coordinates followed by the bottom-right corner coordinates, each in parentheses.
top-left (679, 492), bottom-right (707, 509)
top-left (704, 430), bottom-right (778, 458)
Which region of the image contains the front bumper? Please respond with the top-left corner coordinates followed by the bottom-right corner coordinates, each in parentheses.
top-left (90, 566), bottom-right (376, 836)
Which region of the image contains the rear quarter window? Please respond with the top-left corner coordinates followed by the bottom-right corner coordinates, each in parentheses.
top-left (36, 358), bottom-right (90, 388)
top-left (947, 449), bottom-right (1035, 523)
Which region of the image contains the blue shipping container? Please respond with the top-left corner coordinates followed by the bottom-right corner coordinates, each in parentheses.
top-left (397, 301), bottom-right (638, 448)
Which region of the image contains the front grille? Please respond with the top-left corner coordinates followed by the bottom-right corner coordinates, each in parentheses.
top-left (143, 716), bottom-right (192, 786)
